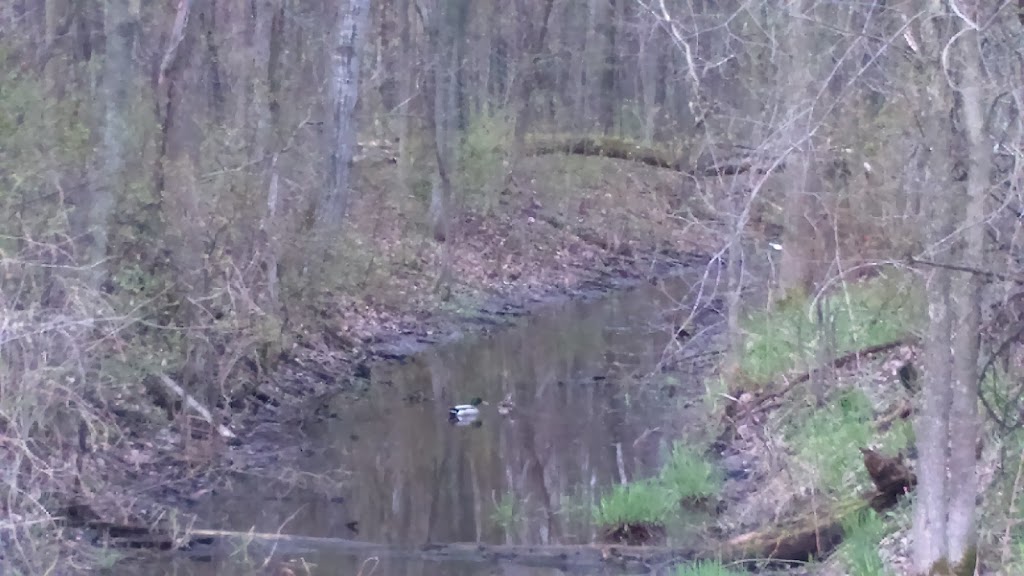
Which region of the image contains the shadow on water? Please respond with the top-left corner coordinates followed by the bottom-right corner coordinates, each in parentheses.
top-left (144, 272), bottom-right (724, 576)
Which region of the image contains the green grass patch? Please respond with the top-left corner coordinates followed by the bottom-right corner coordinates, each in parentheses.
top-left (674, 560), bottom-right (745, 576)
top-left (660, 442), bottom-right (722, 503)
top-left (592, 480), bottom-right (676, 527)
top-left (840, 509), bottom-right (892, 576)
top-left (491, 491), bottom-right (521, 531)
top-left (740, 275), bottom-right (923, 383)
top-left (593, 444), bottom-right (721, 528)
top-left (786, 388), bottom-right (913, 494)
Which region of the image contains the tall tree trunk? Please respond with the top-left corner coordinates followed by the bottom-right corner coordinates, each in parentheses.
top-left (598, 0), bottom-right (617, 133)
top-left (256, 0), bottom-right (285, 311)
top-left (425, 0), bottom-right (468, 245)
top-left (508, 0), bottom-right (556, 170)
top-left (396, 0), bottom-right (414, 199)
top-left (429, 36), bottom-right (456, 244)
top-left (945, 23), bottom-right (988, 569)
top-left (908, 3), bottom-right (956, 572)
top-left (314, 0), bottom-right (371, 241)
top-left (84, 0), bottom-right (139, 287)
top-left (157, 0), bottom-right (211, 396)
top-left (568, 0), bottom-right (587, 132)
top-left (638, 23), bottom-right (658, 144)
top-left (777, 0), bottom-right (826, 300)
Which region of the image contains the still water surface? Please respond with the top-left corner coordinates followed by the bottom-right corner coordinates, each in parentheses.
top-left (143, 272), bottom-right (722, 575)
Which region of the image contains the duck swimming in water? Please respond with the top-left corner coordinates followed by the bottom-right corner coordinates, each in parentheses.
top-left (449, 397), bottom-right (486, 421)
top-left (497, 393), bottom-right (515, 416)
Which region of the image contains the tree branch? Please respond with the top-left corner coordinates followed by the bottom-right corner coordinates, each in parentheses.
top-left (907, 256), bottom-right (1024, 283)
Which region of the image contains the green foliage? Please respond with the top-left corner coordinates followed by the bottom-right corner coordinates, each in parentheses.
top-left (1006, 536), bottom-right (1024, 575)
top-left (741, 275), bottom-right (922, 383)
top-left (458, 111), bottom-right (512, 213)
top-left (592, 480), bottom-right (676, 527)
top-left (660, 443), bottom-right (722, 503)
top-left (840, 509), bottom-right (891, 576)
top-left (674, 560), bottom-right (744, 576)
top-left (785, 388), bottom-right (910, 494)
top-left (491, 491), bottom-right (520, 531)
top-left (593, 445), bottom-right (721, 528)
top-left (787, 388), bottom-right (875, 491)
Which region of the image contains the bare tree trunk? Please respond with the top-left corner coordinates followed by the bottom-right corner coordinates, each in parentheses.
top-left (638, 23), bottom-right (658, 144)
top-left (909, 5), bottom-right (956, 571)
top-left (777, 0), bottom-right (825, 300)
top-left (598, 0), bottom-right (617, 134)
top-left (396, 0), bottom-right (414, 199)
top-left (423, 0), bottom-right (466, 245)
top-left (84, 0), bottom-right (139, 287)
top-left (508, 0), bottom-right (556, 170)
top-left (569, 0), bottom-right (588, 132)
top-left (945, 24), bottom-right (988, 568)
top-left (253, 0), bottom-right (284, 311)
top-left (429, 40), bottom-right (455, 244)
top-left (723, 179), bottom-right (745, 381)
top-left (314, 0), bottom-right (371, 239)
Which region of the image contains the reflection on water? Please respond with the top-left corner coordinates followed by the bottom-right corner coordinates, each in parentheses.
top-left (151, 273), bottom-right (721, 575)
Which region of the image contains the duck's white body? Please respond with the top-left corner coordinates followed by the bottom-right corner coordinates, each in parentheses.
top-left (449, 404), bottom-right (480, 419)
top-left (449, 398), bottom-right (485, 423)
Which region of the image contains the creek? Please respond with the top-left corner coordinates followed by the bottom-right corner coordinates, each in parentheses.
top-left (134, 268), bottom-right (726, 576)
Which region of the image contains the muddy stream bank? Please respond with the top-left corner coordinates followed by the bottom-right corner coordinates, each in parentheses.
top-left (128, 265), bottom-right (734, 576)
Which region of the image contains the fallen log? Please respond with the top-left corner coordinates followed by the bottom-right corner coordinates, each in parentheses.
top-left (186, 529), bottom-right (700, 573)
top-left (525, 136), bottom-right (681, 171)
top-left (171, 449), bottom-right (916, 572)
top-left (523, 136), bottom-right (783, 177)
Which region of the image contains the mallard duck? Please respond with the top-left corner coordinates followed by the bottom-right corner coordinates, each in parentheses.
top-left (449, 397), bottom-right (485, 421)
top-left (497, 393), bottom-right (515, 416)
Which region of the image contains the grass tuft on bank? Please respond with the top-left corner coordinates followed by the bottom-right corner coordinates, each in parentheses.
top-left (593, 442), bottom-right (722, 531)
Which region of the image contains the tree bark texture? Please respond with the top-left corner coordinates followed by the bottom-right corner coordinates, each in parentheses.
top-left (945, 23), bottom-right (988, 569)
top-left (85, 0), bottom-right (139, 288)
top-left (316, 0), bottom-right (371, 237)
top-left (906, 3), bottom-right (987, 573)
top-left (777, 0), bottom-right (828, 300)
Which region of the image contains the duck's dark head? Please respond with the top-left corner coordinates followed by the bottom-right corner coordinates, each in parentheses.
top-left (468, 397), bottom-right (485, 406)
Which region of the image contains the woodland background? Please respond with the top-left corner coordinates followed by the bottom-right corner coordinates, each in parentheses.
top-left (3, 1), bottom-right (1024, 574)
